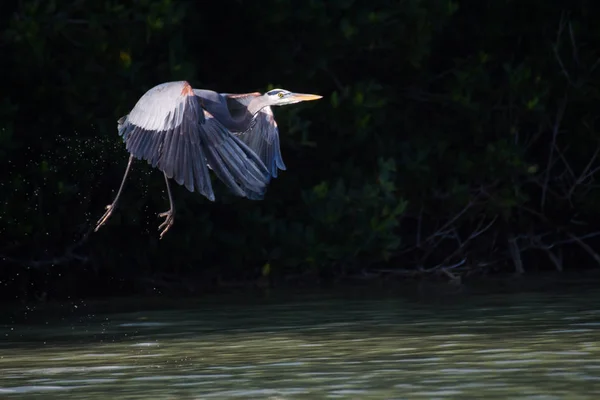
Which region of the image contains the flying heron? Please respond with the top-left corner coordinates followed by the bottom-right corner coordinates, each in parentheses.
top-left (94, 81), bottom-right (322, 238)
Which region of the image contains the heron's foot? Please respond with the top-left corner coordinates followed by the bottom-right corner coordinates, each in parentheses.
top-left (158, 209), bottom-right (175, 239)
top-left (95, 204), bottom-right (115, 232)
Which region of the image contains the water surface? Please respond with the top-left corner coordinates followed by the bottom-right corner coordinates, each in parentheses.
top-left (1, 290), bottom-right (600, 398)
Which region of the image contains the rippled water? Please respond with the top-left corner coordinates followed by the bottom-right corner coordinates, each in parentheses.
top-left (2, 290), bottom-right (600, 398)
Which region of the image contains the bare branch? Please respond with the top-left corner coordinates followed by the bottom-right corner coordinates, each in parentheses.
top-left (507, 233), bottom-right (525, 274)
top-left (424, 199), bottom-right (475, 243)
top-left (553, 142), bottom-right (576, 180)
top-left (555, 230), bottom-right (600, 245)
top-left (515, 230), bottom-right (556, 249)
top-left (531, 236), bottom-right (563, 272)
top-left (553, 13), bottom-right (575, 85)
top-left (568, 20), bottom-right (580, 67)
top-left (431, 215), bottom-right (498, 270)
top-left (424, 257), bottom-right (467, 273)
top-left (541, 97), bottom-right (567, 210)
top-left (440, 263), bottom-right (464, 285)
top-left (565, 146), bottom-right (600, 199)
top-left (524, 122), bottom-right (545, 150)
top-left (567, 232), bottom-right (600, 267)
top-left (529, 174), bottom-right (564, 202)
top-left (416, 206), bottom-right (423, 248)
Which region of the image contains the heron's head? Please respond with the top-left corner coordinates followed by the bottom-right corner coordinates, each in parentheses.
top-left (265, 89), bottom-right (322, 106)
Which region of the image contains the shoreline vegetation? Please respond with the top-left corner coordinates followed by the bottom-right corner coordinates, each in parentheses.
top-left (3, 3), bottom-right (600, 305)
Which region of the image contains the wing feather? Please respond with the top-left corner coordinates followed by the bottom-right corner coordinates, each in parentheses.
top-left (221, 93), bottom-right (287, 178)
top-left (200, 111), bottom-right (271, 200)
top-left (117, 81), bottom-right (271, 201)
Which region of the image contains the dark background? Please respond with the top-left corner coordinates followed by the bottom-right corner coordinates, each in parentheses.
top-left (2, 0), bottom-right (600, 303)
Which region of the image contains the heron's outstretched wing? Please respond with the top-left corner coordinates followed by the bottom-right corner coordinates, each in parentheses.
top-left (118, 81), bottom-right (270, 201)
top-left (221, 92), bottom-right (287, 178)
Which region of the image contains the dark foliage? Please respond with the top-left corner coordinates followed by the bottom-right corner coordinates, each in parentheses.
top-left (2, 0), bottom-right (600, 301)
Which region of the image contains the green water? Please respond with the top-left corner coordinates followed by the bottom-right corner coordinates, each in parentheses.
top-left (2, 290), bottom-right (600, 399)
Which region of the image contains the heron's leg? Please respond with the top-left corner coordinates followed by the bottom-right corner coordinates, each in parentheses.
top-left (158, 172), bottom-right (175, 239)
top-left (95, 154), bottom-right (134, 232)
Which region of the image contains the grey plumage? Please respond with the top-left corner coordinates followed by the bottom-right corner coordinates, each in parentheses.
top-left (221, 92), bottom-right (286, 178)
top-left (95, 80), bottom-right (322, 238)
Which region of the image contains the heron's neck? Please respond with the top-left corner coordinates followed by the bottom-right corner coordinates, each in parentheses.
top-left (226, 96), bottom-right (269, 132)
top-left (247, 96), bottom-right (269, 116)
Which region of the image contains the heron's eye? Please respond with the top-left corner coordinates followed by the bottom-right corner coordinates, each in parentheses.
top-left (277, 92), bottom-right (284, 98)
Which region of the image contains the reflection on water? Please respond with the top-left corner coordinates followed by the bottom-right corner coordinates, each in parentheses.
top-left (2, 290), bottom-right (600, 398)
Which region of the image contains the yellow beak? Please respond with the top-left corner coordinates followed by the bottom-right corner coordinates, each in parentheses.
top-left (291, 93), bottom-right (323, 101)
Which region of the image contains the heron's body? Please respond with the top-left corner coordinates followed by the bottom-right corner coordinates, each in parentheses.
top-left (95, 81), bottom-right (321, 238)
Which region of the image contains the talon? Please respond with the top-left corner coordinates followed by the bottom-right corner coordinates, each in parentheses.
top-left (158, 209), bottom-right (174, 239)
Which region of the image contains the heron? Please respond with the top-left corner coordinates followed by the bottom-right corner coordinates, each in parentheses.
top-left (94, 81), bottom-right (322, 238)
